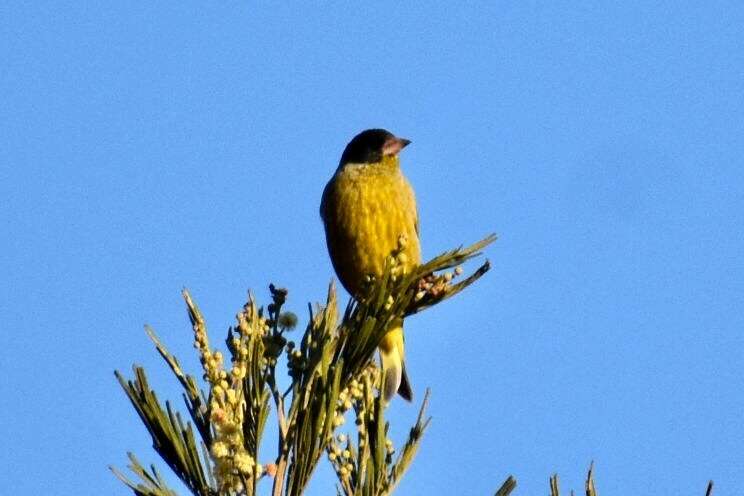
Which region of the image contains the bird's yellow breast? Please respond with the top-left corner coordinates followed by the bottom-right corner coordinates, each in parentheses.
top-left (321, 157), bottom-right (421, 297)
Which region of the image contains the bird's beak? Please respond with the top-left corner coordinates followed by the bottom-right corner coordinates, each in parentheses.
top-left (383, 137), bottom-right (412, 156)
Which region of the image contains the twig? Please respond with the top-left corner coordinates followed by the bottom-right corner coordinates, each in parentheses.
top-left (494, 476), bottom-right (517, 496)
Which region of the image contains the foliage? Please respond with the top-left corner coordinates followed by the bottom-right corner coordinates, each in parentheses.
top-left (113, 236), bottom-right (495, 495)
top-left (112, 233), bottom-right (716, 495)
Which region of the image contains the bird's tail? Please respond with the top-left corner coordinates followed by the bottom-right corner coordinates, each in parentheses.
top-left (379, 320), bottom-right (413, 402)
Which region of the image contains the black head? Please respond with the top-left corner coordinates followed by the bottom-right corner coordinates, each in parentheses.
top-left (339, 128), bottom-right (411, 166)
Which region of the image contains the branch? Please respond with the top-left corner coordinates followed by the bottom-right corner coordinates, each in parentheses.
top-left (114, 368), bottom-right (214, 496)
top-left (114, 234), bottom-right (497, 496)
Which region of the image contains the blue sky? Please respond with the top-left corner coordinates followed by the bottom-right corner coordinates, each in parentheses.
top-left (2, 2), bottom-right (743, 494)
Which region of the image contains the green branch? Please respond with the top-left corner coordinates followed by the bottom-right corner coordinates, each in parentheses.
top-left (113, 236), bottom-right (502, 496)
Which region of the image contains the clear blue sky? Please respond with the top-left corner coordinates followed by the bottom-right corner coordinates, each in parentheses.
top-left (2, 2), bottom-right (742, 495)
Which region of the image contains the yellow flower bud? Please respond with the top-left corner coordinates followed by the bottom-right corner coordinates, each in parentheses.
top-left (234, 452), bottom-right (255, 473)
top-left (211, 441), bottom-right (229, 458)
top-left (397, 234), bottom-right (408, 248)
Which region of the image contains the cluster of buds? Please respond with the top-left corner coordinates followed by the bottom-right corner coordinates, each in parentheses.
top-left (285, 340), bottom-right (306, 379)
top-left (192, 313), bottom-right (223, 386)
top-left (327, 364), bottom-right (401, 490)
top-left (388, 234), bottom-right (413, 281)
top-left (328, 434), bottom-right (356, 479)
top-left (197, 298), bottom-right (270, 492)
top-left (329, 364), bottom-right (380, 457)
top-left (414, 266), bottom-right (463, 302)
top-left (261, 334), bottom-right (284, 368)
top-left (210, 436), bottom-right (261, 493)
top-left (336, 377), bottom-right (364, 415)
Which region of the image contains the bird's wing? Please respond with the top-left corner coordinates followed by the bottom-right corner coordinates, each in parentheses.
top-left (320, 178), bottom-right (332, 221)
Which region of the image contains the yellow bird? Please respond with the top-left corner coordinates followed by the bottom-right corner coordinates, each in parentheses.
top-left (320, 129), bottom-right (421, 402)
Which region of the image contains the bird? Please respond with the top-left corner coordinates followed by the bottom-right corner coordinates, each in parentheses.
top-left (320, 128), bottom-right (421, 402)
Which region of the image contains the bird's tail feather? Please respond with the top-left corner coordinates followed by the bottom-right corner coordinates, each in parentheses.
top-left (379, 324), bottom-right (413, 402)
top-left (380, 346), bottom-right (403, 402)
top-left (398, 362), bottom-right (413, 402)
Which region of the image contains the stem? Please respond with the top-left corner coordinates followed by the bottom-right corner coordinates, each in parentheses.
top-left (267, 361), bottom-right (290, 496)
top-left (272, 456), bottom-right (288, 496)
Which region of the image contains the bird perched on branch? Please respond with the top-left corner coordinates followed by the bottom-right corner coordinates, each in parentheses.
top-left (320, 128), bottom-right (421, 402)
